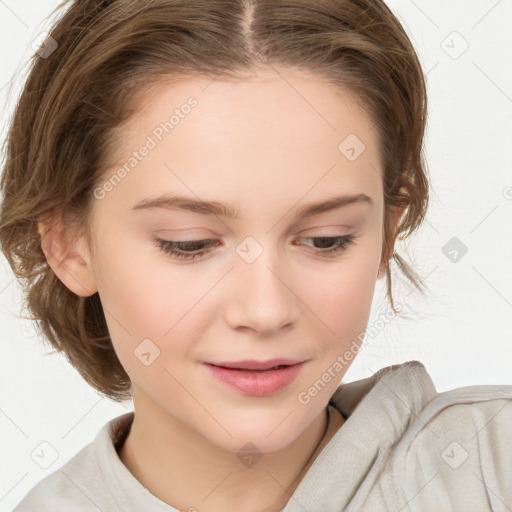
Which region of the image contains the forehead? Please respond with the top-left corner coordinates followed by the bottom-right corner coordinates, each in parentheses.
top-left (98, 67), bottom-right (383, 216)
top-left (125, 67), bottom-right (377, 148)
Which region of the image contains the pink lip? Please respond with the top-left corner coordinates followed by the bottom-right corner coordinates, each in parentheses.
top-left (204, 358), bottom-right (305, 370)
top-left (203, 361), bottom-right (307, 397)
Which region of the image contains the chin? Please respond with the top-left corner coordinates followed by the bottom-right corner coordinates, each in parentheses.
top-left (205, 414), bottom-right (308, 455)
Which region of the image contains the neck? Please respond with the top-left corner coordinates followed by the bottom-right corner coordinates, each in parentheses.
top-left (118, 399), bottom-right (344, 512)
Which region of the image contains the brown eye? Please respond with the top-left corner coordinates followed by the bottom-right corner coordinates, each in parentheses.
top-left (299, 235), bottom-right (356, 256)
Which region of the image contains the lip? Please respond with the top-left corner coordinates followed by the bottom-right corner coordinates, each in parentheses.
top-left (203, 360), bottom-right (307, 397)
top-left (204, 358), bottom-right (306, 370)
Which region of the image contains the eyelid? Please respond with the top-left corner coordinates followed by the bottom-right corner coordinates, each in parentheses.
top-left (297, 224), bottom-right (353, 233)
top-left (152, 225), bottom-right (356, 246)
top-left (154, 233), bottom-right (357, 262)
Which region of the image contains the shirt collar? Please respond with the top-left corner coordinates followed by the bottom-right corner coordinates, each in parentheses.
top-left (281, 360), bottom-right (438, 511)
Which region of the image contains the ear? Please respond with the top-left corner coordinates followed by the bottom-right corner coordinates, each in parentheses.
top-left (377, 205), bottom-right (406, 279)
top-left (38, 213), bottom-right (98, 297)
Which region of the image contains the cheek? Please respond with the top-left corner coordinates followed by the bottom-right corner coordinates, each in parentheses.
top-left (310, 246), bottom-right (380, 348)
top-left (321, 273), bottom-right (376, 337)
top-left (93, 239), bottom-right (220, 388)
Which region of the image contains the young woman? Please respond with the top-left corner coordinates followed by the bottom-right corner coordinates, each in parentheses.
top-left (1, 1), bottom-right (510, 511)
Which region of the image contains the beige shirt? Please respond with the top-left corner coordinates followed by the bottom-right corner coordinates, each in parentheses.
top-left (13, 360), bottom-right (512, 511)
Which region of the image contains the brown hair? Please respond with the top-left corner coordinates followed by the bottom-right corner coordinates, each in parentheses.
top-left (0, 0), bottom-right (429, 402)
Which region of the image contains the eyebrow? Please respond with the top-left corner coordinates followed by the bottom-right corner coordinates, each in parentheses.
top-left (132, 193), bottom-right (374, 220)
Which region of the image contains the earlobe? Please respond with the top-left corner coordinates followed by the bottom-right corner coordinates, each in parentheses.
top-left (38, 218), bottom-right (98, 297)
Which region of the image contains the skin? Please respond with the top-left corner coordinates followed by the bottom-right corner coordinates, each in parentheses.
top-left (38, 66), bottom-right (404, 512)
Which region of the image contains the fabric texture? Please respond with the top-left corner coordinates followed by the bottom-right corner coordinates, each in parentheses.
top-left (13, 360), bottom-right (512, 511)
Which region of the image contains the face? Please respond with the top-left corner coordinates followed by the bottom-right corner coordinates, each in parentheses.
top-left (64, 67), bottom-right (395, 453)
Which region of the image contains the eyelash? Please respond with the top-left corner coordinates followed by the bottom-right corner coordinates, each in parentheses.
top-left (153, 235), bottom-right (356, 261)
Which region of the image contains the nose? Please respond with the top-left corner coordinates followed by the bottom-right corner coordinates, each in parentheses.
top-left (225, 243), bottom-right (299, 336)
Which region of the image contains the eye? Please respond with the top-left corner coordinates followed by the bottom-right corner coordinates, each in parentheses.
top-left (298, 234), bottom-right (356, 256)
top-left (153, 234), bottom-right (356, 262)
top-left (153, 238), bottom-right (218, 260)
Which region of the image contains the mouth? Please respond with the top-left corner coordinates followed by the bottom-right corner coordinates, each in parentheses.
top-left (204, 358), bottom-right (306, 371)
top-left (203, 359), bottom-right (307, 396)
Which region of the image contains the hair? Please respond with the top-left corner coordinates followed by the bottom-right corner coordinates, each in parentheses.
top-left (0, 0), bottom-right (429, 402)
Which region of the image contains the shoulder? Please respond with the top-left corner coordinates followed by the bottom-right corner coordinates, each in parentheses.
top-left (12, 441), bottom-right (119, 511)
top-left (407, 383), bottom-right (512, 457)
top-left (389, 383), bottom-right (512, 510)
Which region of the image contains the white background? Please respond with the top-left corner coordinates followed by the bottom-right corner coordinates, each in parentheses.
top-left (1, 0), bottom-right (511, 509)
